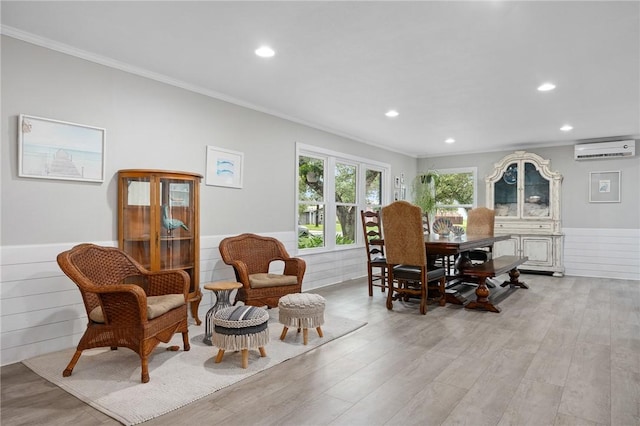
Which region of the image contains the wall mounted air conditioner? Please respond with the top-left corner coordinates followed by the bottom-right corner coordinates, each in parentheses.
top-left (574, 140), bottom-right (635, 160)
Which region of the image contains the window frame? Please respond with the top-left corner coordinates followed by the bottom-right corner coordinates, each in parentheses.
top-left (296, 143), bottom-right (391, 253)
top-left (434, 167), bottom-right (478, 210)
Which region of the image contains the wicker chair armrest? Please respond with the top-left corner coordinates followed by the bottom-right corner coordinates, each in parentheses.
top-left (145, 269), bottom-right (190, 300)
top-left (282, 257), bottom-right (306, 280)
top-left (92, 284), bottom-right (149, 324)
top-left (228, 260), bottom-right (251, 289)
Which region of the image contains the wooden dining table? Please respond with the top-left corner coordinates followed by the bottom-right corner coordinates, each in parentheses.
top-left (423, 233), bottom-right (511, 305)
top-left (372, 233), bottom-right (511, 305)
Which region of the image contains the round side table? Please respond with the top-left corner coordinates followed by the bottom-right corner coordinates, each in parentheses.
top-left (203, 281), bottom-right (243, 345)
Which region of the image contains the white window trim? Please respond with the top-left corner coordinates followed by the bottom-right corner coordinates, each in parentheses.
top-left (433, 167), bottom-right (478, 208)
top-left (296, 143), bottom-right (391, 253)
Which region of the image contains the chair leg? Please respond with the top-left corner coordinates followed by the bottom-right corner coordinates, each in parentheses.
top-left (316, 326), bottom-right (323, 338)
top-left (62, 350), bottom-right (82, 377)
top-left (182, 332), bottom-right (191, 351)
top-left (215, 349), bottom-right (225, 363)
top-left (386, 274), bottom-right (395, 310)
top-left (303, 328), bottom-right (309, 345)
top-left (368, 267), bottom-right (374, 297)
top-left (258, 346), bottom-right (267, 357)
top-left (141, 356), bottom-right (150, 383)
top-left (420, 283), bottom-right (427, 315)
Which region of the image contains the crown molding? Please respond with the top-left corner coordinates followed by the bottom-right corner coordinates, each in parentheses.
top-left (1, 25), bottom-right (418, 158)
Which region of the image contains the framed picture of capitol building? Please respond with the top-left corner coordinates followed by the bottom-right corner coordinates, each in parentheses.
top-left (18, 114), bottom-right (106, 182)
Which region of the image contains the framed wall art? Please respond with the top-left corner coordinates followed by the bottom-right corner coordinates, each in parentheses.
top-left (205, 145), bottom-right (244, 188)
top-left (18, 114), bottom-right (106, 182)
top-left (589, 171), bottom-right (620, 203)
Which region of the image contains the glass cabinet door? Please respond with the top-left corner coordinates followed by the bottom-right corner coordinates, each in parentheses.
top-left (159, 178), bottom-right (195, 273)
top-left (121, 177), bottom-right (152, 268)
top-left (493, 162), bottom-right (518, 217)
top-left (523, 162), bottom-right (550, 218)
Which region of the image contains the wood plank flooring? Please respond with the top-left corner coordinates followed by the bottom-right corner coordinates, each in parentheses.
top-left (2, 274), bottom-right (639, 425)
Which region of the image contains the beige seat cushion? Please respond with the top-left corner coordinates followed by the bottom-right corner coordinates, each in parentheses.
top-left (249, 273), bottom-right (298, 289)
top-left (89, 294), bottom-right (185, 323)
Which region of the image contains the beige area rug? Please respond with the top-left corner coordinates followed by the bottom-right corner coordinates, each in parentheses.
top-left (23, 309), bottom-right (366, 425)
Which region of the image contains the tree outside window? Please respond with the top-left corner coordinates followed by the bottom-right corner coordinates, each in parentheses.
top-left (434, 168), bottom-right (476, 226)
top-left (298, 156), bottom-right (325, 248)
top-left (297, 145), bottom-right (389, 250)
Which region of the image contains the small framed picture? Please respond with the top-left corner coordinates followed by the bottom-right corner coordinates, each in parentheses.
top-left (205, 146), bottom-right (244, 188)
top-left (589, 171), bottom-right (620, 203)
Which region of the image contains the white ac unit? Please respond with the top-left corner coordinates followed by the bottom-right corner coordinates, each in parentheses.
top-left (574, 140), bottom-right (635, 160)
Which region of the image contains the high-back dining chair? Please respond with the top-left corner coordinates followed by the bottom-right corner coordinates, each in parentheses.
top-left (466, 207), bottom-right (496, 263)
top-left (381, 201), bottom-right (446, 315)
top-left (360, 209), bottom-right (387, 296)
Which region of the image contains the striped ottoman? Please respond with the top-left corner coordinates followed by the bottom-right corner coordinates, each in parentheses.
top-left (212, 305), bottom-right (269, 368)
top-left (278, 293), bottom-right (325, 345)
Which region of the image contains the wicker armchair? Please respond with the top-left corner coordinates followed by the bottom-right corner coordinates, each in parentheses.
top-left (57, 243), bottom-right (190, 383)
top-left (219, 233), bottom-right (306, 308)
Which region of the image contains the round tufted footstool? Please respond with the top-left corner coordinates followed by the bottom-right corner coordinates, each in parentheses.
top-left (212, 305), bottom-right (269, 368)
top-left (278, 293), bottom-right (325, 345)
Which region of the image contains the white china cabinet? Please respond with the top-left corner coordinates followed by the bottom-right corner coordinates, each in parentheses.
top-left (486, 151), bottom-right (564, 276)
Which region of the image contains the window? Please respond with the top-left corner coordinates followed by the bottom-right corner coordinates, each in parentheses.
top-left (434, 167), bottom-right (477, 224)
top-left (297, 144), bottom-right (390, 251)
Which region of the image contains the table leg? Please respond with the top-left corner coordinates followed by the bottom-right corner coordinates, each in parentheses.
top-left (203, 289), bottom-right (235, 345)
top-left (500, 268), bottom-right (529, 289)
top-left (203, 307), bottom-right (215, 345)
top-left (465, 277), bottom-right (501, 313)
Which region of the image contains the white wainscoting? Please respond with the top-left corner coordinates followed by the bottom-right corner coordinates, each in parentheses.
top-left (0, 233), bottom-right (366, 366)
top-left (564, 228), bottom-right (640, 281)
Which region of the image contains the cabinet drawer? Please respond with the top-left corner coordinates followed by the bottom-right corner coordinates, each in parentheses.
top-left (495, 221), bottom-right (552, 232)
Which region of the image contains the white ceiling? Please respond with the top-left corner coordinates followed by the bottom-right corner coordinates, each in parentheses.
top-left (2, 1), bottom-right (639, 157)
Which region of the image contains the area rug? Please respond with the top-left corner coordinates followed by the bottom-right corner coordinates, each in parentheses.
top-left (23, 310), bottom-right (366, 425)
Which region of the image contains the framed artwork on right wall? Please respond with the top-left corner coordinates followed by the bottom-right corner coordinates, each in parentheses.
top-left (589, 171), bottom-right (620, 203)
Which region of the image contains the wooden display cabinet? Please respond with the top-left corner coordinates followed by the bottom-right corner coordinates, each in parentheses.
top-left (118, 169), bottom-right (202, 324)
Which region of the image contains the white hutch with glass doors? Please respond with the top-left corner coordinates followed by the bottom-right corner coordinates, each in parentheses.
top-left (486, 151), bottom-right (564, 276)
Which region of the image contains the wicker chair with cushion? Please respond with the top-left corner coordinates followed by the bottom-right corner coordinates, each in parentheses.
top-left (57, 243), bottom-right (190, 383)
top-left (382, 201), bottom-right (446, 315)
top-left (218, 233), bottom-right (306, 308)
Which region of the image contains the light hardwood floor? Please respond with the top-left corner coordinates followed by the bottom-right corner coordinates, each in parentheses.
top-left (2, 274), bottom-right (639, 425)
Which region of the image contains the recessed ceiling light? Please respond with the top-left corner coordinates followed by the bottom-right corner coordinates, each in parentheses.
top-left (255, 46), bottom-right (275, 58)
top-left (385, 110), bottom-right (399, 118)
top-left (560, 124), bottom-right (573, 132)
top-left (445, 138), bottom-right (455, 144)
top-left (537, 82), bottom-right (556, 92)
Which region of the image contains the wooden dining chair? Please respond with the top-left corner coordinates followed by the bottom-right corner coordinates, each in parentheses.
top-left (466, 207), bottom-right (496, 263)
top-left (381, 201), bottom-right (446, 315)
top-left (360, 209), bottom-right (387, 296)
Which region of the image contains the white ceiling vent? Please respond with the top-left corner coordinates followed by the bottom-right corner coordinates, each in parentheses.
top-left (574, 140), bottom-right (635, 160)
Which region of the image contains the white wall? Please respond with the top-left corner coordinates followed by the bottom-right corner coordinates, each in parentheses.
top-left (0, 36), bottom-right (414, 365)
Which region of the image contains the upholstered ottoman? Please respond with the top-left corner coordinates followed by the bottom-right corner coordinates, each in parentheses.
top-left (278, 293), bottom-right (325, 345)
top-left (212, 305), bottom-right (269, 368)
